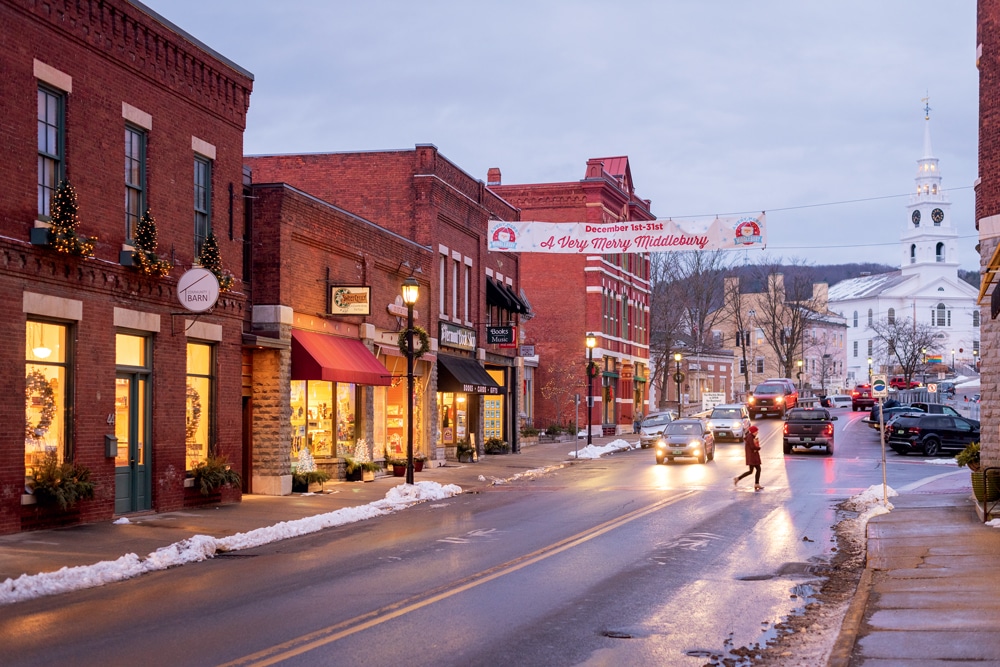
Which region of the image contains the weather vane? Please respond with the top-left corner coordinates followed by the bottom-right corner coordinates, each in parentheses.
top-left (922, 92), bottom-right (931, 120)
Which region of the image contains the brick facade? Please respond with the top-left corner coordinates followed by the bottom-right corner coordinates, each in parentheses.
top-left (490, 158), bottom-right (653, 435)
top-left (0, 0), bottom-right (252, 533)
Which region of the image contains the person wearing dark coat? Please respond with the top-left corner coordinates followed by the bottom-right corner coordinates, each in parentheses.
top-left (734, 425), bottom-right (763, 490)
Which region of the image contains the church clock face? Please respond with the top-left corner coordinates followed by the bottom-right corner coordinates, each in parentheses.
top-left (911, 210), bottom-right (921, 226)
top-left (932, 208), bottom-right (944, 224)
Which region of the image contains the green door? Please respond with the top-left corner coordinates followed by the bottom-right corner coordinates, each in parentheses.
top-left (114, 374), bottom-right (150, 513)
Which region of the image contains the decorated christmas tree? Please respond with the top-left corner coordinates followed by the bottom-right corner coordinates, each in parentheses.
top-left (197, 231), bottom-right (234, 292)
top-left (297, 446), bottom-right (317, 473)
top-left (132, 210), bottom-right (172, 276)
top-left (48, 180), bottom-right (96, 257)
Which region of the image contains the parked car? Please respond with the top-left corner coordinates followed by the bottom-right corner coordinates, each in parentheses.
top-left (706, 404), bottom-right (751, 442)
top-left (654, 419), bottom-right (715, 464)
top-left (826, 395), bottom-right (853, 409)
top-left (865, 405), bottom-right (924, 432)
top-left (747, 379), bottom-right (798, 418)
top-left (782, 407), bottom-right (837, 455)
top-left (851, 384), bottom-right (876, 411)
top-left (889, 376), bottom-right (920, 390)
top-left (887, 413), bottom-right (980, 456)
top-left (907, 402), bottom-right (961, 417)
top-left (639, 411), bottom-right (674, 448)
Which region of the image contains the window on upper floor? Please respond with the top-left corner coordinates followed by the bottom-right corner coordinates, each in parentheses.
top-left (194, 155), bottom-right (212, 256)
top-left (887, 308), bottom-right (895, 325)
top-left (973, 311), bottom-right (980, 327)
top-left (853, 341), bottom-right (858, 358)
top-left (439, 253), bottom-right (447, 316)
top-left (38, 85), bottom-right (65, 219)
top-left (125, 125), bottom-right (146, 243)
top-left (934, 303), bottom-right (947, 327)
top-left (852, 311), bottom-right (858, 327)
top-left (936, 242), bottom-right (945, 262)
top-left (910, 244), bottom-right (916, 264)
top-left (867, 308), bottom-right (873, 327)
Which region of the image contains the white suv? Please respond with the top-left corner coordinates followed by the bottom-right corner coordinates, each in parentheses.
top-left (706, 404), bottom-right (751, 442)
top-left (639, 411), bottom-right (675, 448)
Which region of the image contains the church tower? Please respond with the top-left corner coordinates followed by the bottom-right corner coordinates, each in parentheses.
top-left (900, 100), bottom-right (959, 283)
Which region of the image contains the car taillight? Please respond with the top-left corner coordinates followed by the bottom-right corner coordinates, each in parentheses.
top-left (783, 423), bottom-right (789, 434)
top-left (852, 391), bottom-right (859, 398)
top-left (907, 427), bottom-right (921, 436)
top-left (823, 423), bottom-right (833, 436)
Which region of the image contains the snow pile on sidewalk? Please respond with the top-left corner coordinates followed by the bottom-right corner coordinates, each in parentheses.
top-left (568, 438), bottom-right (636, 459)
top-left (0, 481), bottom-right (461, 606)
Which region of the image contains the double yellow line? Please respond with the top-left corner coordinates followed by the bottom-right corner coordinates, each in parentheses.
top-left (222, 490), bottom-right (693, 666)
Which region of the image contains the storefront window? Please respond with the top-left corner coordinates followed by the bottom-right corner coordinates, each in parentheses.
top-left (290, 380), bottom-right (334, 460)
top-left (25, 320), bottom-right (68, 472)
top-left (336, 382), bottom-right (356, 455)
top-left (186, 342), bottom-right (214, 470)
top-left (484, 369), bottom-right (504, 440)
top-left (385, 379), bottom-right (408, 459)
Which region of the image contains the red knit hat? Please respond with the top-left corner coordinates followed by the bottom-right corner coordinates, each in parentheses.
top-left (748, 425), bottom-right (759, 433)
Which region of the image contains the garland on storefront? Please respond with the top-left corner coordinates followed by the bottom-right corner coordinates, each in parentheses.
top-left (25, 371), bottom-right (57, 439)
top-left (131, 209), bottom-right (172, 276)
top-left (197, 231), bottom-right (234, 292)
top-left (397, 326), bottom-right (430, 359)
top-left (186, 385), bottom-right (202, 442)
top-left (47, 180), bottom-right (97, 257)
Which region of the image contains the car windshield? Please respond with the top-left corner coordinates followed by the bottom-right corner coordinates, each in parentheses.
top-left (754, 384), bottom-right (785, 394)
top-left (642, 414), bottom-right (671, 427)
top-left (711, 408), bottom-right (742, 419)
top-left (665, 422), bottom-right (702, 435)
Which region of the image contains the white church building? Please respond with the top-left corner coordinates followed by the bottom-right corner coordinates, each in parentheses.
top-left (828, 110), bottom-right (980, 385)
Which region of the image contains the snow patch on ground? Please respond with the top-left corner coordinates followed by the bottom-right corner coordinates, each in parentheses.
top-left (0, 481), bottom-right (461, 606)
top-left (568, 438), bottom-right (636, 459)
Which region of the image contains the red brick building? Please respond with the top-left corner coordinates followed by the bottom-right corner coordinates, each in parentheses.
top-left (489, 157), bottom-right (653, 435)
top-left (0, 0), bottom-right (252, 533)
top-left (245, 146), bottom-right (526, 461)
top-left (977, 0), bottom-right (1000, 470)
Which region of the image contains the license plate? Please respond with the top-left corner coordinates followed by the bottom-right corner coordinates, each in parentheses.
top-left (719, 431), bottom-right (730, 437)
top-left (672, 450), bottom-right (685, 456)
top-left (803, 437), bottom-right (812, 442)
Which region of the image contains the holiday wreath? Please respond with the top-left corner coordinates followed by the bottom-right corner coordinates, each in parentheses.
top-left (25, 370), bottom-right (57, 439)
top-left (397, 326), bottom-right (431, 359)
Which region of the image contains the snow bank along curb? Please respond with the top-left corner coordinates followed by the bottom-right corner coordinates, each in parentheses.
top-left (0, 481), bottom-right (461, 606)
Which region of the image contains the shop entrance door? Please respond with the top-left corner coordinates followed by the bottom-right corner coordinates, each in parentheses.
top-left (114, 374), bottom-right (150, 514)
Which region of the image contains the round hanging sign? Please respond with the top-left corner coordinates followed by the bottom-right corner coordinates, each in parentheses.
top-left (177, 267), bottom-right (220, 313)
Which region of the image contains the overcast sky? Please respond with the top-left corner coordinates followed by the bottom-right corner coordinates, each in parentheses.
top-left (139, 0), bottom-right (980, 271)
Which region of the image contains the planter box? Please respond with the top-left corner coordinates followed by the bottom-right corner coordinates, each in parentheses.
top-left (971, 470), bottom-right (1000, 502)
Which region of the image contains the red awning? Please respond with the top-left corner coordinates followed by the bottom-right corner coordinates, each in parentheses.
top-left (291, 330), bottom-right (391, 386)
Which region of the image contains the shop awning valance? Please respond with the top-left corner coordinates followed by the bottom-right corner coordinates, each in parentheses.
top-left (437, 355), bottom-right (501, 395)
top-left (291, 330), bottom-right (391, 385)
top-left (486, 277), bottom-right (515, 312)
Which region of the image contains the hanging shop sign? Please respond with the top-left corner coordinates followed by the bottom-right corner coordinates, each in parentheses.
top-left (177, 267), bottom-right (220, 313)
top-left (520, 344), bottom-right (535, 357)
top-left (328, 286), bottom-right (371, 316)
top-left (439, 322), bottom-right (476, 351)
top-left (486, 325), bottom-right (516, 346)
top-left (487, 214), bottom-right (766, 254)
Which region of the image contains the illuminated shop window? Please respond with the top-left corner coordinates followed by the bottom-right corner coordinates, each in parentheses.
top-left (25, 320), bottom-right (68, 472)
top-left (186, 342), bottom-right (214, 470)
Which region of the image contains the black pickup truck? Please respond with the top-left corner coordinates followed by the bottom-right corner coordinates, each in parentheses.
top-left (782, 407), bottom-right (837, 455)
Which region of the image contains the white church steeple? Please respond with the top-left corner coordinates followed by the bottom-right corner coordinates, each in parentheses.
top-left (901, 97), bottom-right (958, 282)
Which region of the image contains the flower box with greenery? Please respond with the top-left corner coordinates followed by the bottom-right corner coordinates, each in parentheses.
top-left (197, 232), bottom-right (234, 292)
top-left (484, 437), bottom-right (510, 455)
top-left (956, 442), bottom-right (1000, 502)
top-left (190, 453), bottom-right (242, 495)
top-left (292, 469), bottom-right (332, 492)
top-left (343, 457), bottom-right (382, 482)
top-left (123, 209), bottom-right (171, 276)
top-left (387, 457), bottom-right (408, 477)
top-left (456, 439), bottom-right (475, 463)
top-left (519, 426), bottom-right (539, 446)
top-left (27, 452), bottom-right (95, 510)
top-left (31, 180), bottom-right (97, 257)
top-left (412, 453), bottom-right (428, 472)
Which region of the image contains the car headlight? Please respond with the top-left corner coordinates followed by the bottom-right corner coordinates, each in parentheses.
top-left (655, 439), bottom-right (666, 449)
top-left (776, 396), bottom-right (784, 404)
top-left (732, 421), bottom-right (742, 429)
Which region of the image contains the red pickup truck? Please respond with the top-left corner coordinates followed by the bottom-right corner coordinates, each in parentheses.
top-left (889, 377), bottom-right (920, 390)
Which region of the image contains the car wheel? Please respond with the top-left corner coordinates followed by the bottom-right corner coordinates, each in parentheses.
top-left (852, 404), bottom-right (859, 411)
top-left (783, 440), bottom-right (792, 455)
top-left (923, 437), bottom-right (942, 457)
top-left (826, 443), bottom-right (834, 456)
top-left (655, 456), bottom-right (664, 465)
top-left (697, 450), bottom-right (706, 464)
top-left (709, 446), bottom-right (715, 462)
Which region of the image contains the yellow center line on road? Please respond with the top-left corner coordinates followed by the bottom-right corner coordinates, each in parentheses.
top-left (219, 490), bottom-right (695, 667)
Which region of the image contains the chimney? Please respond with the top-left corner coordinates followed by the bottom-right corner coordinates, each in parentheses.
top-left (487, 168), bottom-right (501, 186)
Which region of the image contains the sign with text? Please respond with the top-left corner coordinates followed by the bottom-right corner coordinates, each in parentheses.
top-left (486, 326), bottom-right (516, 346)
top-left (439, 322), bottom-right (476, 351)
top-left (487, 214), bottom-right (766, 254)
top-left (328, 286), bottom-right (371, 315)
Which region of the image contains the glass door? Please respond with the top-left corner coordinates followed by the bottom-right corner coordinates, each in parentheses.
top-left (115, 333), bottom-right (151, 514)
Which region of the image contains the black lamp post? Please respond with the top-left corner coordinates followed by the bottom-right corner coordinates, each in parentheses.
top-left (401, 276), bottom-right (419, 485)
top-left (951, 349), bottom-right (956, 372)
top-left (586, 333), bottom-right (597, 446)
top-left (797, 359), bottom-right (803, 393)
top-left (673, 352), bottom-right (682, 418)
top-left (922, 347), bottom-right (928, 387)
top-left (867, 357), bottom-right (872, 385)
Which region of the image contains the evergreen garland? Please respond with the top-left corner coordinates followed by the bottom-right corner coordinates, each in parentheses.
top-left (47, 180), bottom-right (96, 257)
top-left (131, 209), bottom-right (172, 276)
top-left (197, 231), bottom-right (234, 292)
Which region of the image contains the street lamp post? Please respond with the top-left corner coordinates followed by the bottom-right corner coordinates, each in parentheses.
top-left (586, 333), bottom-right (597, 446)
top-left (951, 349), bottom-right (956, 372)
top-left (401, 276), bottom-right (420, 485)
top-left (797, 359), bottom-right (803, 393)
top-left (974, 349), bottom-right (979, 372)
top-left (674, 352), bottom-right (683, 418)
top-left (867, 357), bottom-right (873, 385)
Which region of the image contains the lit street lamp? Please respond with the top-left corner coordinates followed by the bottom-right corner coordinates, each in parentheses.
top-left (401, 276), bottom-right (420, 485)
top-left (951, 348), bottom-right (956, 372)
top-left (586, 333), bottom-right (597, 446)
top-left (674, 352), bottom-right (683, 418)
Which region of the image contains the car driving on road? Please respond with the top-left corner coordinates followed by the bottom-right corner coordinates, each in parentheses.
top-left (747, 379), bottom-right (798, 418)
top-left (654, 419), bottom-right (715, 464)
top-left (638, 411), bottom-right (674, 448)
top-left (782, 407), bottom-right (837, 455)
top-left (706, 404), bottom-right (751, 442)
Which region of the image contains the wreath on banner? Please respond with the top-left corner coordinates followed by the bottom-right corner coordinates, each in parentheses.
top-left (186, 385), bottom-right (202, 443)
top-left (587, 361), bottom-right (599, 379)
top-left (397, 326), bottom-right (430, 359)
top-left (25, 370), bottom-right (57, 439)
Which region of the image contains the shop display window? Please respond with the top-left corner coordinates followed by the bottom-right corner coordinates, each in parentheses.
top-left (185, 342), bottom-right (214, 470)
top-left (336, 383), bottom-right (356, 455)
top-left (385, 380), bottom-right (409, 458)
top-left (484, 369), bottom-right (504, 441)
top-left (290, 380), bottom-right (334, 460)
top-left (25, 320), bottom-right (68, 473)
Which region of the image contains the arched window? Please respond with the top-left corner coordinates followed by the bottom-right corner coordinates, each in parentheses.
top-left (973, 311), bottom-right (981, 327)
top-left (910, 244), bottom-right (916, 264)
top-left (887, 308), bottom-right (895, 324)
top-left (867, 308), bottom-right (873, 326)
top-left (936, 303), bottom-right (947, 326)
top-left (936, 242), bottom-right (945, 262)
top-left (852, 311), bottom-right (858, 328)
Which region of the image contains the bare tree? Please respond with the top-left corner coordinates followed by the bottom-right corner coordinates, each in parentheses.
top-left (721, 274), bottom-right (756, 395)
top-left (748, 261), bottom-right (824, 379)
top-left (538, 358), bottom-right (583, 428)
top-left (868, 317), bottom-right (943, 384)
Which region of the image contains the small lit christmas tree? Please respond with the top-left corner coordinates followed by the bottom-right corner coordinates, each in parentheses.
top-left (47, 180), bottom-right (96, 257)
top-left (132, 209), bottom-right (172, 276)
top-left (297, 446), bottom-right (317, 473)
top-left (197, 231), bottom-right (234, 292)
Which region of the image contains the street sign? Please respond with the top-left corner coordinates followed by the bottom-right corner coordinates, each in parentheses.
top-left (872, 375), bottom-right (888, 398)
top-left (927, 383), bottom-right (938, 394)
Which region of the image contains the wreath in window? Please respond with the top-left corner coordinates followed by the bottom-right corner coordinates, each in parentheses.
top-left (397, 326), bottom-right (431, 359)
top-left (25, 370), bottom-right (57, 439)
top-left (186, 385), bottom-right (202, 443)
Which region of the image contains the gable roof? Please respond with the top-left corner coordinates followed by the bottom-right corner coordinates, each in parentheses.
top-left (827, 271), bottom-right (909, 301)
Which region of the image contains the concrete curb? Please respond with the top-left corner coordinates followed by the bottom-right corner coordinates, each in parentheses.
top-left (827, 567), bottom-right (874, 667)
